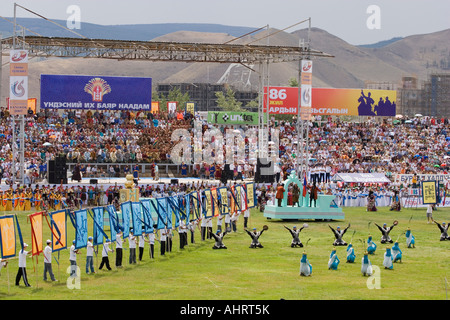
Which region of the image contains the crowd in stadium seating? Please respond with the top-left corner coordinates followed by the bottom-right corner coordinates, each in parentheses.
top-left (0, 106), bottom-right (448, 187)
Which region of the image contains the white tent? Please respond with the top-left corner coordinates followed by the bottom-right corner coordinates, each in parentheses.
top-left (332, 173), bottom-right (391, 183)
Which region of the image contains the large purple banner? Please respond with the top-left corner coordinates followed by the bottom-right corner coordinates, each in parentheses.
top-left (40, 74), bottom-right (152, 110)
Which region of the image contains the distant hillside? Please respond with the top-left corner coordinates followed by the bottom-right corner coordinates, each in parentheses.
top-left (0, 17), bottom-right (259, 40)
top-left (1, 18), bottom-right (449, 106)
top-left (358, 37), bottom-right (404, 48)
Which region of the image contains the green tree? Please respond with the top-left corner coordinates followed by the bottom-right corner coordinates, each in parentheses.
top-left (288, 77), bottom-right (299, 87)
top-left (215, 88), bottom-right (244, 112)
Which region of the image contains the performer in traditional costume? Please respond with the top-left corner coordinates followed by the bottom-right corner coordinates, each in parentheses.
top-left (5, 188), bottom-right (13, 211)
top-left (328, 248), bottom-right (340, 270)
top-left (361, 252), bottom-right (373, 276)
top-left (24, 188), bottom-right (33, 211)
top-left (346, 243), bottom-right (356, 263)
top-left (211, 230), bottom-right (227, 249)
top-left (392, 241), bottom-right (402, 263)
top-left (389, 190), bottom-right (401, 211)
top-left (366, 190), bottom-right (377, 211)
top-left (405, 228), bottom-right (415, 248)
top-left (383, 247), bottom-right (393, 269)
top-left (0, 190), bottom-right (4, 211)
top-left (284, 224), bottom-right (307, 248)
top-left (433, 220), bottom-right (450, 241)
top-left (245, 227), bottom-right (266, 248)
top-left (329, 224), bottom-right (351, 246)
top-left (375, 222), bottom-right (397, 244)
top-left (367, 235), bottom-right (377, 254)
top-left (300, 251), bottom-right (312, 276)
top-left (34, 188), bottom-right (42, 211)
top-left (17, 189), bottom-right (25, 211)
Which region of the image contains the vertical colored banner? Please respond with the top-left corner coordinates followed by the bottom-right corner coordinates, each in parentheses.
top-left (120, 201), bottom-right (132, 239)
top-left (239, 185), bottom-right (248, 211)
top-left (186, 102), bottom-right (196, 115)
top-left (92, 207), bottom-right (105, 245)
top-left (151, 101), bottom-right (160, 114)
top-left (29, 212), bottom-right (43, 256)
top-left (218, 187), bottom-right (229, 215)
top-left (0, 215), bottom-right (16, 258)
top-left (300, 60), bottom-right (312, 120)
top-left (156, 198), bottom-right (167, 230)
top-left (184, 194), bottom-right (191, 224)
top-left (140, 199), bottom-right (154, 234)
top-left (166, 198), bottom-right (173, 229)
top-left (131, 202), bottom-right (143, 236)
top-left (74, 209), bottom-right (88, 249)
top-left (167, 101), bottom-right (178, 113)
top-left (51, 210), bottom-right (67, 252)
top-left (106, 205), bottom-right (119, 242)
top-left (422, 181), bottom-right (438, 204)
top-left (9, 50), bottom-right (29, 115)
top-left (211, 188), bottom-right (220, 217)
top-left (246, 182), bottom-right (256, 208)
top-left (203, 189), bottom-right (213, 218)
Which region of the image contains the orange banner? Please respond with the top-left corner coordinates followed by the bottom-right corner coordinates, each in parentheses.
top-left (0, 215), bottom-right (16, 258)
top-left (29, 212), bottom-right (43, 256)
top-left (51, 210), bottom-right (67, 252)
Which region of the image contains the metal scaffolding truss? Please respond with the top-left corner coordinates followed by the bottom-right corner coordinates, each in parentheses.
top-left (0, 35), bottom-right (333, 64)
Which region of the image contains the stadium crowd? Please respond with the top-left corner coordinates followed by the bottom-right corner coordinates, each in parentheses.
top-left (0, 106), bottom-right (448, 192)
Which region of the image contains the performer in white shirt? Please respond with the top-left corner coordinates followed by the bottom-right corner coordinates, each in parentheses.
top-left (99, 239), bottom-right (113, 271)
top-left (15, 243), bottom-right (31, 287)
top-left (43, 240), bottom-right (57, 281)
top-left (115, 230), bottom-right (123, 268)
top-left (69, 240), bottom-right (80, 278)
top-left (128, 230), bottom-right (137, 264)
top-left (86, 236), bottom-right (95, 274)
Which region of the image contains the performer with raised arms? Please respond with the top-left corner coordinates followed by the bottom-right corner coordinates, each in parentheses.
top-left (432, 220), bottom-right (450, 241)
top-left (211, 230), bottom-right (227, 249)
top-left (284, 224), bottom-right (307, 248)
top-left (329, 224), bottom-right (351, 246)
top-left (375, 221), bottom-right (397, 244)
top-left (245, 226), bottom-right (267, 248)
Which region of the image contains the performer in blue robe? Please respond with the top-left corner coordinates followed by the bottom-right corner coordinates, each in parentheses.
top-left (328, 249), bottom-right (340, 270)
top-left (361, 252), bottom-right (373, 276)
top-left (383, 247), bottom-right (393, 269)
top-left (367, 235), bottom-right (377, 254)
top-left (300, 251), bottom-right (312, 277)
top-left (392, 241), bottom-right (402, 263)
top-left (405, 228), bottom-right (415, 248)
top-left (346, 243), bottom-right (356, 263)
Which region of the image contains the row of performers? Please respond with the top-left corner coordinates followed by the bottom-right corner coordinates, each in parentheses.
top-left (0, 186), bottom-right (65, 211)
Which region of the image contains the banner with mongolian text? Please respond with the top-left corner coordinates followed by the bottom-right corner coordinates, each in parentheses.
top-left (264, 86), bottom-right (397, 116)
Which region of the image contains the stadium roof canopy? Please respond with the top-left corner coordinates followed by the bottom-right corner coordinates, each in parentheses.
top-left (0, 36), bottom-right (334, 64)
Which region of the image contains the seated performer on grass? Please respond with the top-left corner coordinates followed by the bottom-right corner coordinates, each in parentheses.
top-left (361, 252), bottom-right (373, 276)
top-left (300, 251), bottom-right (312, 277)
top-left (346, 243), bottom-right (356, 263)
top-left (284, 225), bottom-right (306, 248)
top-left (328, 248), bottom-right (340, 270)
top-left (245, 227), bottom-right (265, 248)
top-left (432, 220), bottom-right (450, 241)
top-left (405, 228), bottom-right (415, 248)
top-left (329, 224), bottom-right (351, 246)
top-left (375, 222), bottom-right (396, 244)
top-left (211, 230), bottom-right (227, 249)
top-left (367, 235), bottom-right (377, 254)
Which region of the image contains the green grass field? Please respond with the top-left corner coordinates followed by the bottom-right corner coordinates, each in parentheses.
top-left (1, 205), bottom-right (449, 300)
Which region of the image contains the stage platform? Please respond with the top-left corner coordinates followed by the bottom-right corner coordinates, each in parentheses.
top-left (263, 194), bottom-right (345, 221)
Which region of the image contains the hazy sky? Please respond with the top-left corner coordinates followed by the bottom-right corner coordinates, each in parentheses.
top-left (0, 0), bottom-right (449, 45)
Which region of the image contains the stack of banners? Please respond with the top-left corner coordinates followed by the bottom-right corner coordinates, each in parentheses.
top-left (9, 50), bottom-right (29, 115)
top-left (40, 74), bottom-right (152, 111)
top-left (0, 183), bottom-right (256, 259)
top-left (264, 86), bottom-right (397, 116)
top-left (151, 101), bottom-right (159, 114)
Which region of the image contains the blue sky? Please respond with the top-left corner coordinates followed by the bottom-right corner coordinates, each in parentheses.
top-left (0, 0), bottom-right (449, 45)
